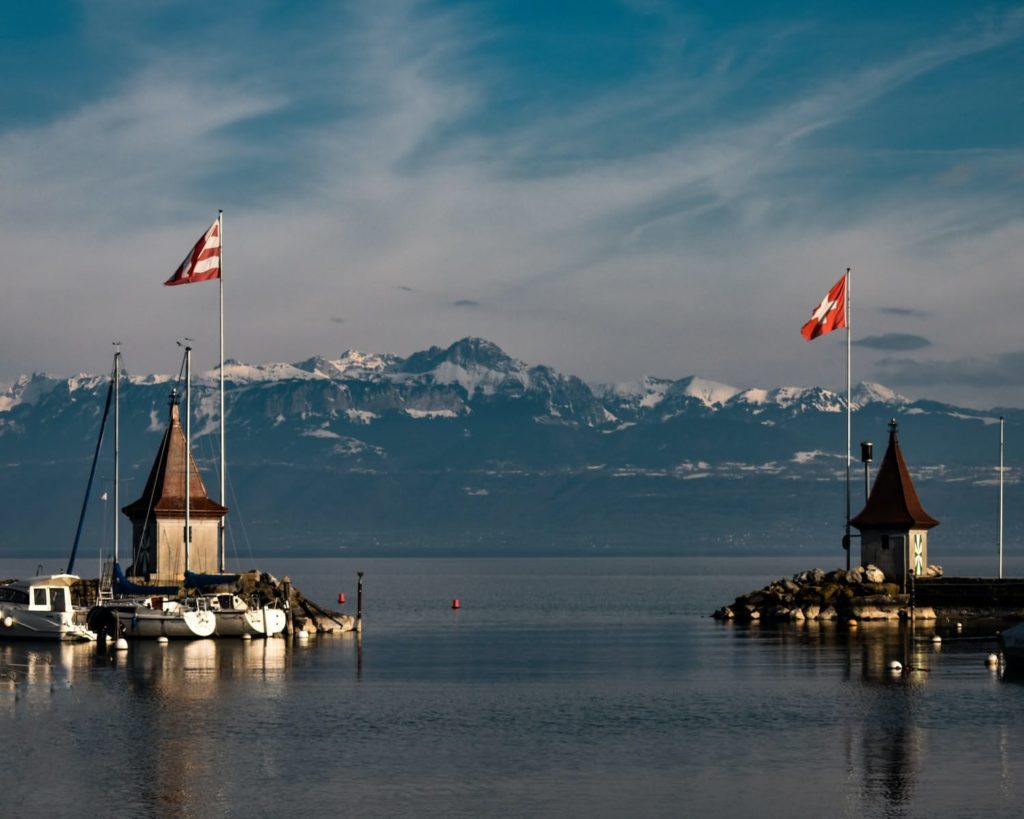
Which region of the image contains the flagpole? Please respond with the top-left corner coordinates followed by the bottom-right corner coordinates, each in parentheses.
top-left (845, 267), bottom-right (852, 572)
top-left (219, 209), bottom-right (226, 573)
top-left (185, 343), bottom-right (192, 577)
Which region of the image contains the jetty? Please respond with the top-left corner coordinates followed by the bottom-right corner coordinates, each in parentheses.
top-left (715, 420), bottom-right (1023, 624)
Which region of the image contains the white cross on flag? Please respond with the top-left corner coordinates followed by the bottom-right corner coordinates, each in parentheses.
top-left (164, 219), bottom-right (221, 286)
top-left (800, 273), bottom-right (847, 340)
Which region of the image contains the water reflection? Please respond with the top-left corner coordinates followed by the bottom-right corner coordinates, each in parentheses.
top-left (725, 618), bottom-right (1000, 817)
top-left (114, 637), bottom-right (292, 700)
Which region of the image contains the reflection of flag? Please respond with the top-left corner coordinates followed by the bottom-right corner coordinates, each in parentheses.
top-left (164, 219), bottom-right (221, 285)
top-left (100, 492), bottom-right (108, 501)
top-left (801, 274), bottom-right (847, 341)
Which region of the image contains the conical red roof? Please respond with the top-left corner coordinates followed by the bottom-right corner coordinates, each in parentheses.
top-left (122, 399), bottom-right (227, 520)
top-left (850, 422), bottom-right (938, 530)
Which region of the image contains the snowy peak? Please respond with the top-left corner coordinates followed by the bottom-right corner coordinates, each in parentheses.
top-left (402, 337), bottom-right (520, 375)
top-left (733, 385), bottom-right (844, 413)
top-left (852, 381), bottom-right (907, 408)
top-left (672, 376), bottom-right (741, 408)
top-left (217, 360), bottom-right (322, 384)
top-left (399, 338), bottom-right (532, 397)
top-left (295, 351), bottom-right (400, 380)
top-left (0, 372), bottom-right (62, 411)
top-left (598, 375), bottom-right (739, 412)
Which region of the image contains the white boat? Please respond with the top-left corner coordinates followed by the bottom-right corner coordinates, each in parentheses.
top-left (0, 573), bottom-right (96, 641)
top-left (88, 594), bottom-right (216, 640)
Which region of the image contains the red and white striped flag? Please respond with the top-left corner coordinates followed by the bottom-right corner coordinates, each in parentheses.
top-left (800, 273), bottom-right (847, 341)
top-left (164, 219), bottom-right (221, 286)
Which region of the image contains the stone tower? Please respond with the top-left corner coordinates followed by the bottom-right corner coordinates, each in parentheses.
top-left (122, 391), bottom-right (227, 584)
top-left (850, 420), bottom-right (938, 588)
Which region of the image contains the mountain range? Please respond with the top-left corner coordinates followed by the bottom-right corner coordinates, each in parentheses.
top-left (0, 337), bottom-right (1017, 561)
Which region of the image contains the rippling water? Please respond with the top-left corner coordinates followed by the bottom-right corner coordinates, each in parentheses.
top-left (2, 556), bottom-right (1023, 818)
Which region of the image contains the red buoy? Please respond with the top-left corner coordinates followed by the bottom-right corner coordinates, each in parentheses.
top-left (338, 593), bottom-right (346, 604)
top-left (451, 598), bottom-right (460, 609)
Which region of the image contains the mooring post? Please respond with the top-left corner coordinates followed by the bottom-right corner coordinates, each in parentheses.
top-left (357, 571), bottom-right (364, 634)
top-left (909, 570), bottom-right (916, 625)
top-left (282, 575), bottom-right (293, 637)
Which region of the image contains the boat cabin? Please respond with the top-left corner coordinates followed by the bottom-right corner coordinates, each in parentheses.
top-left (0, 574), bottom-right (76, 612)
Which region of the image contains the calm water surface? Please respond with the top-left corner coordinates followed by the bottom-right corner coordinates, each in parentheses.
top-left (1, 556), bottom-right (1022, 818)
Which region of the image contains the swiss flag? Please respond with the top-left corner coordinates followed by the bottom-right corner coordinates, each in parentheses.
top-left (165, 219), bottom-right (221, 286)
top-left (801, 274), bottom-right (847, 341)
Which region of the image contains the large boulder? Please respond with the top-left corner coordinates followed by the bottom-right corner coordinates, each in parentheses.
top-left (864, 565), bottom-right (885, 584)
top-left (852, 604), bottom-right (901, 621)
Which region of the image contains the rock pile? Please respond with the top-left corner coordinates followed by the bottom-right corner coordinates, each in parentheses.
top-left (712, 564), bottom-right (943, 623)
top-left (237, 571), bottom-right (356, 633)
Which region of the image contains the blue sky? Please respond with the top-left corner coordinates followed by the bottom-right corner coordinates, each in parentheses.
top-left (2, 1), bottom-right (1024, 408)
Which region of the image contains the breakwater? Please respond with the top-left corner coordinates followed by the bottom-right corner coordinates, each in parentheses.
top-left (712, 564), bottom-right (943, 622)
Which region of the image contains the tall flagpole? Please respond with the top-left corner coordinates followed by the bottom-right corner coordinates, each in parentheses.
top-left (845, 267), bottom-right (852, 572)
top-left (185, 343), bottom-right (192, 576)
top-left (219, 209), bottom-right (226, 573)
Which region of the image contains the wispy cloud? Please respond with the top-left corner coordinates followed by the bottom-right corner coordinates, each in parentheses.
top-left (877, 351), bottom-right (1024, 388)
top-left (879, 307), bottom-right (931, 318)
top-left (855, 333), bottom-right (932, 351)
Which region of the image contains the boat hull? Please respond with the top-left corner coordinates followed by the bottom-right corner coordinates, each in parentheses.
top-left (208, 607), bottom-right (287, 637)
top-left (0, 610), bottom-right (95, 641)
top-left (88, 603), bottom-right (216, 639)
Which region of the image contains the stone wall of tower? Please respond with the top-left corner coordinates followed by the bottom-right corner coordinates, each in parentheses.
top-left (861, 528), bottom-right (929, 588)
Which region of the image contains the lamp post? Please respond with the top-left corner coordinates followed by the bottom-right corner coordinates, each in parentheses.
top-left (860, 441), bottom-right (873, 504)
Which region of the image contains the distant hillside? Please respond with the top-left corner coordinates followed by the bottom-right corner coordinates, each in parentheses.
top-left (0, 337), bottom-right (1018, 560)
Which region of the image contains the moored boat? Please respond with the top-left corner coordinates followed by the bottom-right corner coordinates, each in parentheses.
top-left (88, 595), bottom-right (216, 640)
top-left (0, 574), bottom-right (96, 641)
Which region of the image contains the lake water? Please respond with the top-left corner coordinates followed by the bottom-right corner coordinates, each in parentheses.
top-left (2, 555), bottom-right (1023, 818)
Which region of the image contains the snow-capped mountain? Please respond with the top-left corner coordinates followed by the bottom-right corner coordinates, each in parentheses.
top-left (0, 338), bottom-right (1016, 558)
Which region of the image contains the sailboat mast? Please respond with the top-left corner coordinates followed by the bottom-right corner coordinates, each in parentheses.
top-left (185, 343), bottom-right (191, 576)
top-left (218, 209), bottom-right (226, 573)
top-left (1000, 415), bottom-right (1005, 579)
top-left (113, 344), bottom-right (120, 567)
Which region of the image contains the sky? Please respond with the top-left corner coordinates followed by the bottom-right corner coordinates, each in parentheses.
top-left (2, 1), bottom-right (1024, 409)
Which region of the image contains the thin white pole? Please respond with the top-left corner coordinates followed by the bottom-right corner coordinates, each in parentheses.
top-left (845, 268), bottom-right (852, 572)
top-left (113, 345), bottom-right (120, 567)
top-left (218, 209), bottom-right (226, 573)
top-left (185, 344), bottom-right (191, 576)
top-left (1000, 415), bottom-right (1005, 579)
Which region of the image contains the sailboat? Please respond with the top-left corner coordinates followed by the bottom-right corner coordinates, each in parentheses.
top-left (0, 352), bottom-right (132, 643)
top-left (87, 346), bottom-right (218, 640)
